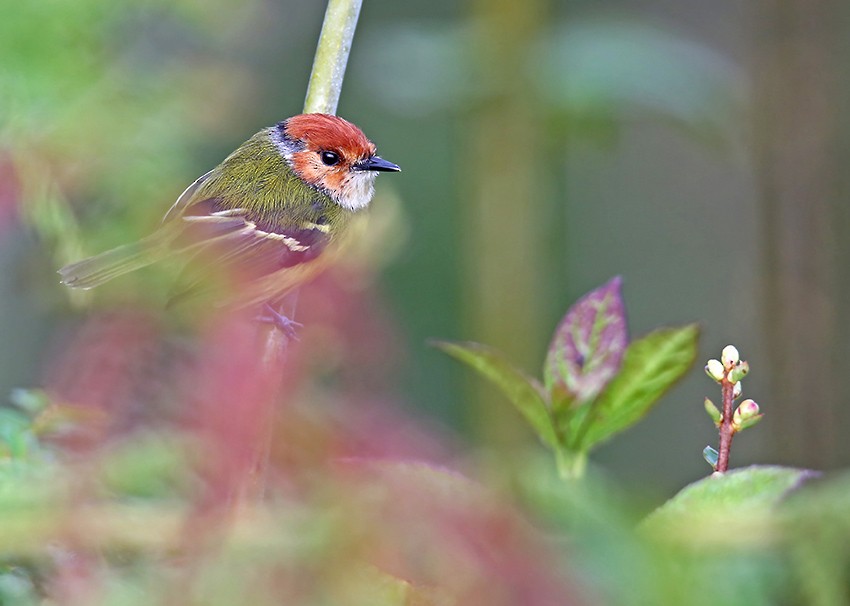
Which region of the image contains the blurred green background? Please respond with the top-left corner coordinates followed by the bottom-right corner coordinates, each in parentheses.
top-left (2, 0), bottom-right (848, 499)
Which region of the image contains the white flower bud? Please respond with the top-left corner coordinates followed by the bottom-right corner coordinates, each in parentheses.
top-left (728, 361), bottom-right (749, 384)
top-left (705, 359), bottom-right (725, 382)
top-left (732, 381), bottom-right (742, 398)
top-left (721, 345), bottom-right (740, 369)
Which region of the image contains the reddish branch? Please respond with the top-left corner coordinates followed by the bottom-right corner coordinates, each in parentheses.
top-left (716, 377), bottom-right (735, 473)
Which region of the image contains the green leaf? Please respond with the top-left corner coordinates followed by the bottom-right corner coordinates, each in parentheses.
top-left (703, 398), bottom-right (721, 424)
top-left (781, 471), bottom-right (850, 606)
top-left (570, 324), bottom-right (700, 451)
top-left (432, 341), bottom-right (558, 449)
top-left (8, 389), bottom-right (50, 415)
top-left (99, 433), bottom-right (189, 499)
top-left (737, 414), bottom-right (764, 431)
top-left (641, 465), bottom-right (815, 542)
top-left (0, 569), bottom-right (39, 606)
top-left (703, 445), bottom-right (719, 469)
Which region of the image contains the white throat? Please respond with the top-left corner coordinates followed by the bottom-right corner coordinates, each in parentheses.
top-left (336, 171), bottom-right (377, 211)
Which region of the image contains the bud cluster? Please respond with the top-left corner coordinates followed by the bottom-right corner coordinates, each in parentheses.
top-left (702, 344), bottom-right (764, 471)
top-left (703, 344), bottom-right (759, 433)
top-left (704, 345), bottom-right (749, 384)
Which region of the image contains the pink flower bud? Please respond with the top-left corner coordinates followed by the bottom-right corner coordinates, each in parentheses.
top-left (736, 399), bottom-right (759, 419)
top-left (732, 399), bottom-right (763, 431)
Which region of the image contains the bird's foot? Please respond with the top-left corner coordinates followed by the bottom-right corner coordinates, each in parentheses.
top-left (256, 303), bottom-right (303, 341)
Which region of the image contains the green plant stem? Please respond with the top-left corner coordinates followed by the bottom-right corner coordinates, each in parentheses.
top-left (556, 448), bottom-right (587, 480)
top-left (303, 0), bottom-right (364, 115)
top-left (262, 0), bottom-right (363, 371)
top-left (251, 0), bottom-right (364, 501)
top-left (717, 378), bottom-right (735, 472)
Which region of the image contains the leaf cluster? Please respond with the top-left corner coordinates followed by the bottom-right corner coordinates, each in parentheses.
top-left (435, 277), bottom-right (699, 477)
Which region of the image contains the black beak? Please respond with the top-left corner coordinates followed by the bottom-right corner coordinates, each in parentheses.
top-left (354, 156), bottom-right (401, 172)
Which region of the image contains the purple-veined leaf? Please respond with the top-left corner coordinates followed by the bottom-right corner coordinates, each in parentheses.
top-left (544, 277), bottom-right (628, 403)
top-left (569, 324), bottom-right (700, 451)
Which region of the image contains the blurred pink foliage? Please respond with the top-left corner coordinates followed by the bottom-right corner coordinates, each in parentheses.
top-left (0, 154), bottom-right (20, 236)
top-left (46, 310), bottom-right (164, 453)
top-left (37, 268), bottom-right (588, 604)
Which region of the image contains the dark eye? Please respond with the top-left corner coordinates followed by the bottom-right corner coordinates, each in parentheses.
top-left (320, 150), bottom-right (340, 166)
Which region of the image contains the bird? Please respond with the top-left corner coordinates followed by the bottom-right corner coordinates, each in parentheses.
top-left (58, 113), bottom-right (400, 332)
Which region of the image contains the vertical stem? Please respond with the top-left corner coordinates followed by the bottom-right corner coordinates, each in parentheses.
top-left (264, 0), bottom-right (363, 374)
top-left (304, 0), bottom-right (364, 115)
top-left (250, 0), bottom-right (364, 501)
top-left (266, 0), bottom-right (362, 358)
top-left (716, 378), bottom-right (735, 473)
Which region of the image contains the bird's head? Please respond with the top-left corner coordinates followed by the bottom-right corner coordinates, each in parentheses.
top-left (275, 113), bottom-right (400, 211)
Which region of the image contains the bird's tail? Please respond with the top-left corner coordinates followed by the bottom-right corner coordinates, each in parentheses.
top-left (58, 229), bottom-right (175, 289)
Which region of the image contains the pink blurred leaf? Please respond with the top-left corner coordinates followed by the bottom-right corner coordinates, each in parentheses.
top-left (544, 277), bottom-right (628, 403)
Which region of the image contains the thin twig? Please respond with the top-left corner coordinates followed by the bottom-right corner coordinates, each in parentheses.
top-left (262, 0), bottom-right (363, 369)
top-left (717, 377), bottom-right (735, 473)
top-left (250, 0), bottom-right (365, 500)
top-left (261, 0), bottom-right (363, 366)
top-left (304, 0), bottom-right (364, 115)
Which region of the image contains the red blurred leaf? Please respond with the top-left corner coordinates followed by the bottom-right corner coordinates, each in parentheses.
top-left (45, 311), bottom-right (163, 453)
top-left (0, 154), bottom-right (19, 234)
top-left (335, 460), bottom-right (590, 606)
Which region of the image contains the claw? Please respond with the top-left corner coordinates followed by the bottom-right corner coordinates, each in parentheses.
top-left (257, 303), bottom-right (303, 340)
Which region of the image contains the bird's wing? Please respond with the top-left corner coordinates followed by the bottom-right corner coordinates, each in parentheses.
top-left (57, 176), bottom-right (218, 290)
top-left (161, 170), bottom-right (214, 224)
top-left (166, 199), bottom-right (333, 307)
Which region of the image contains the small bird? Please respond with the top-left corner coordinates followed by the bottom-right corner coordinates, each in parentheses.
top-left (59, 113), bottom-right (400, 329)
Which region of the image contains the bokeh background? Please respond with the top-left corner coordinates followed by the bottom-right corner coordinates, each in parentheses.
top-left (2, 0), bottom-right (848, 501)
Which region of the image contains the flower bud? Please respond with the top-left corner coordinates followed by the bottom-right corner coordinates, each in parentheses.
top-left (705, 359), bottom-right (725, 382)
top-left (736, 399), bottom-right (759, 418)
top-left (732, 381), bottom-right (742, 398)
top-left (733, 399), bottom-right (762, 431)
top-left (728, 361), bottom-right (749, 384)
top-left (721, 345), bottom-right (740, 369)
